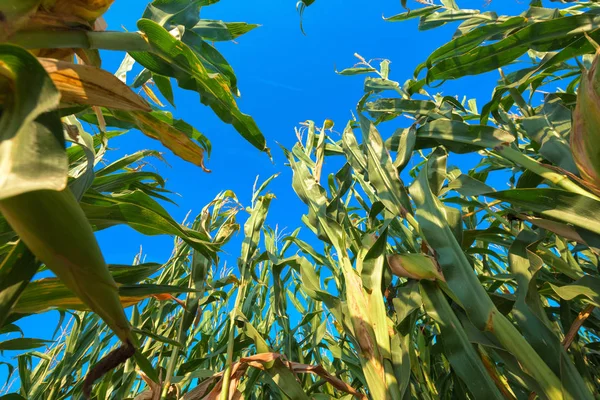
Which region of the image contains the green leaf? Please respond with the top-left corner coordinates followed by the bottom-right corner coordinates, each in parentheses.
top-left (298, 257), bottom-right (340, 309)
top-left (190, 20), bottom-right (259, 42)
top-left (387, 119), bottom-right (514, 154)
top-left (0, 324), bottom-right (23, 336)
top-left (420, 16), bottom-right (526, 73)
top-left (0, 394), bottom-right (26, 400)
top-left (384, 6), bottom-right (442, 22)
top-left (240, 193), bottom-right (274, 267)
top-left (391, 127), bottom-right (417, 172)
top-left (142, 0), bottom-right (217, 28)
top-left (358, 115), bottom-right (412, 216)
top-left (64, 116), bottom-right (96, 200)
top-left (152, 74), bottom-right (175, 107)
top-left (131, 19), bottom-right (268, 154)
top-left (12, 279), bottom-right (193, 314)
top-left (420, 281), bottom-right (504, 400)
top-left (336, 67), bottom-right (377, 76)
top-left (410, 153), bottom-right (494, 327)
top-left (509, 230), bottom-right (591, 399)
top-left (0, 242), bottom-right (39, 327)
top-left (425, 13), bottom-right (600, 83)
top-left (365, 98), bottom-right (437, 117)
top-left (0, 338), bottom-right (52, 352)
top-left (181, 30), bottom-right (240, 95)
top-left (132, 327), bottom-right (182, 347)
top-left (96, 150), bottom-right (164, 177)
top-left (549, 276), bottom-right (600, 307)
top-left (447, 173), bottom-right (494, 197)
top-left (0, 44), bottom-right (66, 200)
top-left (411, 151), bottom-right (564, 398)
top-left (419, 9), bottom-right (486, 31)
top-left (92, 171), bottom-right (165, 194)
top-left (487, 188), bottom-right (600, 235)
top-left (520, 115), bottom-right (578, 175)
top-left (80, 190), bottom-right (217, 258)
top-left (364, 77), bottom-right (401, 93)
top-left (108, 263), bottom-right (163, 285)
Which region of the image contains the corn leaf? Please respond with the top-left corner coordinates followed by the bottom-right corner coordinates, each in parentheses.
top-left (0, 44), bottom-right (66, 199)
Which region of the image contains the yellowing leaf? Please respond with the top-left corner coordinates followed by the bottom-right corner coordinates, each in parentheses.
top-left (142, 83), bottom-right (164, 107)
top-left (39, 58), bottom-right (151, 112)
top-left (110, 109), bottom-right (210, 171)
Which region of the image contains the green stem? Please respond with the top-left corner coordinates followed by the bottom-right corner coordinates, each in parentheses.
top-left (404, 212), bottom-right (422, 235)
top-left (8, 30), bottom-right (151, 52)
top-left (497, 146), bottom-right (600, 200)
top-left (159, 242), bottom-right (195, 399)
top-left (220, 276), bottom-right (247, 400)
top-left (160, 298), bottom-right (189, 399)
top-left (47, 385), bottom-right (58, 400)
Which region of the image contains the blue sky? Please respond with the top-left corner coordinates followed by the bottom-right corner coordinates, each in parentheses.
top-left (94, 0), bottom-right (528, 265)
top-left (2, 0), bottom-right (534, 388)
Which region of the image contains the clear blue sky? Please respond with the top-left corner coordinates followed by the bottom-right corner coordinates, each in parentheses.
top-left (94, 0), bottom-right (527, 265)
top-left (3, 0), bottom-right (532, 387)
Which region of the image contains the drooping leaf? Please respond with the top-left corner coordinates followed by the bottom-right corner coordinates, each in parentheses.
top-left (80, 190), bottom-right (217, 258)
top-left (81, 108), bottom-right (211, 171)
top-left (130, 19), bottom-right (268, 154)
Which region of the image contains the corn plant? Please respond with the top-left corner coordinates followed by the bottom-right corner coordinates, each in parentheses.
top-left (0, 0), bottom-right (266, 393)
top-left (277, 1), bottom-right (600, 398)
top-left (4, 0), bottom-right (600, 399)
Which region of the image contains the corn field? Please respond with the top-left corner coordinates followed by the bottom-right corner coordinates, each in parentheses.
top-left (2, 0), bottom-right (600, 399)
